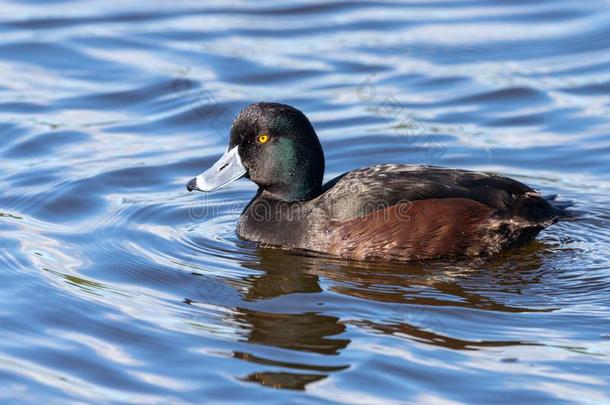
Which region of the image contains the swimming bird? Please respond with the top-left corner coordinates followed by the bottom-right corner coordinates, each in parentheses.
top-left (187, 102), bottom-right (562, 262)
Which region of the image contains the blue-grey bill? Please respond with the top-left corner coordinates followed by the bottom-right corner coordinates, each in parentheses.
top-left (187, 146), bottom-right (246, 192)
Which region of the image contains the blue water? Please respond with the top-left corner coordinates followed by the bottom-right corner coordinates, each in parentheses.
top-left (1, 1), bottom-right (610, 402)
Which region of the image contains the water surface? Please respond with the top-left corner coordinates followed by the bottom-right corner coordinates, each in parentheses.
top-left (1, 0), bottom-right (610, 403)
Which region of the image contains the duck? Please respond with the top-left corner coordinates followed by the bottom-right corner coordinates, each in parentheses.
top-left (187, 102), bottom-right (562, 262)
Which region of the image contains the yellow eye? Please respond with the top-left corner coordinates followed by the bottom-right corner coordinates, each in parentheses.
top-left (257, 134), bottom-right (269, 144)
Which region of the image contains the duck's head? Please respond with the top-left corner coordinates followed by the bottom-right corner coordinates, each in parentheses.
top-left (187, 102), bottom-right (325, 201)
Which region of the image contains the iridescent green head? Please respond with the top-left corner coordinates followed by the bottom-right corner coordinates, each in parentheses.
top-left (187, 102), bottom-right (325, 201)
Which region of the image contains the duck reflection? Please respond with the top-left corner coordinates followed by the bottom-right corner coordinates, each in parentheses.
top-left (187, 242), bottom-right (553, 390)
top-left (239, 243), bottom-right (552, 313)
top-left (221, 248), bottom-right (350, 390)
top-left (239, 250), bottom-right (323, 300)
top-left (231, 308), bottom-right (349, 390)
top-left (241, 371), bottom-right (327, 390)
top-left (233, 309), bottom-right (349, 355)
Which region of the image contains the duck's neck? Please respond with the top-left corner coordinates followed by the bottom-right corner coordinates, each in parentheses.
top-left (260, 179), bottom-right (322, 202)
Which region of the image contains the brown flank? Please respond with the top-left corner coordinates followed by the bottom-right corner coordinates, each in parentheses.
top-left (327, 198), bottom-right (502, 261)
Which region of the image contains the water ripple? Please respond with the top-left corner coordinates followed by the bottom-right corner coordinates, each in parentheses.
top-left (1, 0), bottom-right (610, 402)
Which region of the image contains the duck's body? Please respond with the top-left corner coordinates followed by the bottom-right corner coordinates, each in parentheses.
top-left (237, 164), bottom-right (559, 261)
top-left (188, 102), bottom-right (562, 262)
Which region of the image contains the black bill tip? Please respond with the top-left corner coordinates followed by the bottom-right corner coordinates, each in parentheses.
top-left (186, 177), bottom-right (198, 192)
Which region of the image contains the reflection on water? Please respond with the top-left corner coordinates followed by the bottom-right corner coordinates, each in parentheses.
top-left (178, 242), bottom-right (609, 394)
top-left (1, 0), bottom-right (610, 402)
